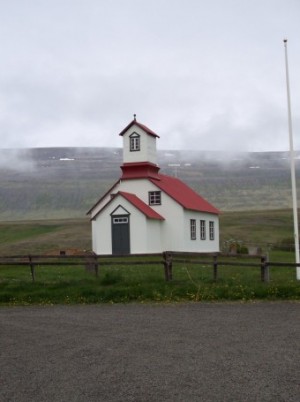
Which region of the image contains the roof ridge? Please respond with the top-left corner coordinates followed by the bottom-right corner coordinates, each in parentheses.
top-left (118, 119), bottom-right (159, 138)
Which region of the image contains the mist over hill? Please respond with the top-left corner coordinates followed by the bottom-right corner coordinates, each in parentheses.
top-left (0, 147), bottom-right (298, 221)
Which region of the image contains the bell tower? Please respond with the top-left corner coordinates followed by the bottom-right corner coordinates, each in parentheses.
top-left (118, 116), bottom-right (160, 179)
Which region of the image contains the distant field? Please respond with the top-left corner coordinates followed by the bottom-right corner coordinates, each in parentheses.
top-left (0, 219), bottom-right (91, 255)
top-left (219, 209), bottom-right (295, 249)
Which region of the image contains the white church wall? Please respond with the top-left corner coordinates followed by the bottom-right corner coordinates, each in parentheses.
top-left (122, 125), bottom-right (157, 165)
top-left (183, 211), bottom-right (220, 253)
top-left (92, 213), bottom-right (112, 254)
top-left (118, 179), bottom-right (157, 203)
top-left (128, 206), bottom-right (148, 254)
top-left (146, 219), bottom-right (163, 253)
top-left (92, 196), bottom-right (155, 255)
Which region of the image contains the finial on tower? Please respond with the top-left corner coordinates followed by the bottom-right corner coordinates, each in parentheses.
top-left (133, 114), bottom-right (136, 121)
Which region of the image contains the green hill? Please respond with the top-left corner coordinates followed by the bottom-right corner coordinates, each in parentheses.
top-left (0, 147), bottom-right (298, 220)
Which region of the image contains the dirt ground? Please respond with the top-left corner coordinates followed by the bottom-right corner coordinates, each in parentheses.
top-left (0, 302), bottom-right (299, 402)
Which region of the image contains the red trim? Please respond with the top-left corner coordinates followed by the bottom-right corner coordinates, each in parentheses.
top-left (121, 162), bottom-right (160, 179)
top-left (119, 119), bottom-right (159, 138)
top-left (118, 192), bottom-right (164, 220)
top-left (92, 191), bottom-right (164, 221)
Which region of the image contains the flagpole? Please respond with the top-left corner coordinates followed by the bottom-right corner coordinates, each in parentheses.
top-left (283, 38), bottom-right (300, 280)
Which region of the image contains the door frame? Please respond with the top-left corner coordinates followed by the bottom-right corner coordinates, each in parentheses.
top-left (111, 210), bottom-right (130, 255)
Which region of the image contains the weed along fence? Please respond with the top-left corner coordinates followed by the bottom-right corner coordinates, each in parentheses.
top-left (0, 252), bottom-right (299, 283)
top-left (164, 252), bottom-right (272, 282)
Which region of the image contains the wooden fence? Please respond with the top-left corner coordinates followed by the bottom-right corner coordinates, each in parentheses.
top-left (0, 251), bottom-right (298, 283)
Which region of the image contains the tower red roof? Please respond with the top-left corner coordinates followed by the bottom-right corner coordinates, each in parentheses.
top-left (118, 119), bottom-right (159, 138)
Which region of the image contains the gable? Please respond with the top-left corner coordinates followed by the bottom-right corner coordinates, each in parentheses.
top-left (111, 205), bottom-right (130, 216)
top-left (91, 191), bottom-right (165, 221)
top-left (119, 119), bottom-right (159, 138)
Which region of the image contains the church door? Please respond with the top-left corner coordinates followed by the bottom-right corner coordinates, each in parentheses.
top-left (111, 215), bottom-right (130, 255)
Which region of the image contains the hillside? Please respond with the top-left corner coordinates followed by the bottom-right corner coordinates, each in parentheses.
top-left (0, 147), bottom-right (298, 220)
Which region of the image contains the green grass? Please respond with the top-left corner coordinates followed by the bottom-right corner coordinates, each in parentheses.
top-left (0, 223), bottom-right (60, 244)
top-left (219, 209), bottom-right (295, 248)
top-left (0, 218), bottom-right (91, 255)
top-left (0, 257), bottom-right (299, 305)
top-left (0, 210), bottom-right (300, 305)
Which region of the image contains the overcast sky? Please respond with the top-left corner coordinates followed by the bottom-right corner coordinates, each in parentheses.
top-left (0, 0), bottom-right (299, 152)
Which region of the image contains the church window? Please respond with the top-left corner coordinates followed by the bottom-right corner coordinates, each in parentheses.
top-left (149, 191), bottom-right (161, 205)
top-left (209, 221), bottom-right (215, 240)
top-left (129, 132), bottom-right (140, 151)
top-left (200, 220), bottom-right (206, 240)
top-left (190, 219), bottom-right (196, 240)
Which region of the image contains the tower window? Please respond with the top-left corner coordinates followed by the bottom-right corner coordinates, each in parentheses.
top-left (129, 132), bottom-right (140, 151)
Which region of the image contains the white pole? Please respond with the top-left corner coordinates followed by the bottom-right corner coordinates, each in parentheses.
top-left (283, 39), bottom-right (300, 279)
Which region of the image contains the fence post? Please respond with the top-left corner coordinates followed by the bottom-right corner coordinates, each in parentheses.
top-left (28, 255), bottom-right (35, 282)
top-left (163, 252), bottom-right (173, 281)
top-left (260, 255), bottom-right (269, 283)
top-left (94, 253), bottom-right (99, 277)
top-left (213, 255), bottom-right (218, 281)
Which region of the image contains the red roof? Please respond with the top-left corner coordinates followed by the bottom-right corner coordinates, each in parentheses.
top-left (92, 191), bottom-right (165, 221)
top-left (118, 191), bottom-right (164, 220)
top-left (119, 119), bottom-right (160, 138)
top-left (88, 173), bottom-right (219, 217)
top-left (150, 174), bottom-right (219, 215)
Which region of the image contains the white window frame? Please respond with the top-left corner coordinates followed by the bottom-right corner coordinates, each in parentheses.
top-left (129, 132), bottom-right (140, 152)
top-left (190, 219), bottom-right (196, 240)
top-left (149, 191), bottom-right (161, 205)
top-left (113, 217), bottom-right (129, 224)
top-left (209, 221), bottom-right (214, 240)
top-left (200, 220), bottom-right (206, 240)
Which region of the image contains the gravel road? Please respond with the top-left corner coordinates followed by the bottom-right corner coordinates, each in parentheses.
top-left (0, 302), bottom-right (299, 402)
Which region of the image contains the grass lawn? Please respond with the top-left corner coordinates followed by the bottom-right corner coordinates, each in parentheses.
top-left (0, 253), bottom-right (299, 305)
top-left (0, 211), bottom-right (300, 305)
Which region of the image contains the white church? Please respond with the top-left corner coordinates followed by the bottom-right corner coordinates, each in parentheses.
top-left (87, 118), bottom-right (220, 255)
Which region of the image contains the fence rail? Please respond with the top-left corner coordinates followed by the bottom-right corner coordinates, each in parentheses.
top-left (0, 252), bottom-right (298, 283)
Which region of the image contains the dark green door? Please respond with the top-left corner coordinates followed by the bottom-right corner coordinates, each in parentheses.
top-left (112, 216), bottom-right (130, 255)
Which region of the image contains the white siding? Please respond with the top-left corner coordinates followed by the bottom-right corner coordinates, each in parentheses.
top-left (122, 125), bottom-right (157, 165)
top-left (146, 219), bottom-right (163, 253)
top-left (92, 211), bottom-right (112, 254)
top-left (91, 177), bottom-right (219, 254)
top-left (183, 211), bottom-right (219, 253)
top-left (92, 194), bottom-right (163, 254)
